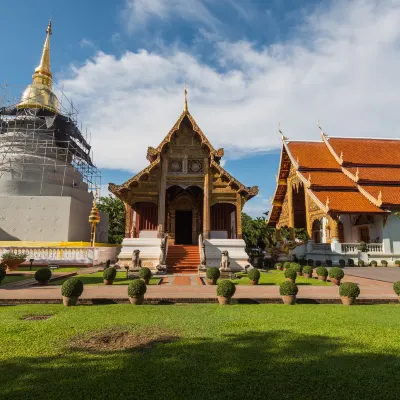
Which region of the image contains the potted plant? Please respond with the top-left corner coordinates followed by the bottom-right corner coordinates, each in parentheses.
top-left (103, 267), bottom-right (117, 285)
top-left (1, 252), bottom-right (28, 271)
top-left (275, 263), bottom-right (283, 271)
top-left (339, 259), bottom-right (346, 267)
top-left (290, 263), bottom-right (302, 276)
top-left (307, 259), bottom-right (314, 267)
top-left (358, 241), bottom-right (368, 252)
top-left (299, 259), bottom-right (307, 266)
top-left (216, 280), bottom-right (236, 305)
top-left (358, 260), bottom-right (365, 267)
top-left (279, 281), bottom-right (298, 305)
top-left (316, 266), bottom-right (328, 281)
top-left (315, 260), bottom-right (322, 267)
top-left (283, 262), bottom-right (291, 271)
top-left (206, 267), bottom-right (220, 285)
top-left (128, 279), bottom-right (147, 305)
top-left (302, 265), bottom-right (313, 278)
top-left (395, 260), bottom-right (400, 267)
top-left (61, 278), bottom-right (84, 307)
top-left (393, 281), bottom-right (400, 301)
top-left (326, 260), bottom-right (333, 267)
top-left (370, 260), bottom-right (378, 267)
top-left (0, 266), bottom-right (6, 285)
top-left (381, 260), bottom-right (388, 267)
top-left (348, 259), bottom-right (355, 267)
top-left (139, 267), bottom-right (152, 284)
top-left (248, 268), bottom-right (261, 285)
top-left (284, 268), bottom-right (297, 283)
top-left (328, 267), bottom-right (344, 286)
top-left (339, 282), bottom-right (360, 305)
top-left (34, 267), bottom-right (52, 285)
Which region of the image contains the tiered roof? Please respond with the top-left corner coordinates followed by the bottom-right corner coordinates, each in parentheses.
top-left (268, 133), bottom-right (400, 226)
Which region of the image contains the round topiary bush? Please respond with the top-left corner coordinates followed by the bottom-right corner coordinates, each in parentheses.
top-left (34, 267), bottom-right (51, 283)
top-left (103, 267), bottom-right (117, 281)
top-left (358, 260), bottom-right (365, 267)
top-left (299, 259), bottom-right (307, 266)
top-left (0, 266), bottom-right (6, 283)
top-left (302, 265), bottom-right (313, 275)
top-left (206, 267), bottom-right (220, 283)
top-left (395, 260), bottom-right (400, 267)
top-left (61, 278), bottom-right (84, 298)
top-left (339, 282), bottom-right (360, 298)
top-left (279, 281), bottom-right (298, 296)
top-left (329, 267), bottom-right (345, 280)
top-left (290, 263), bottom-right (302, 273)
top-left (275, 262), bottom-right (283, 270)
top-left (381, 260), bottom-right (388, 266)
top-left (139, 267), bottom-right (152, 282)
top-left (217, 280), bottom-right (236, 297)
top-left (307, 259), bottom-right (314, 267)
top-left (283, 262), bottom-right (291, 270)
top-left (393, 281), bottom-right (400, 295)
top-left (326, 260), bottom-right (333, 267)
top-left (315, 260), bottom-right (322, 267)
top-left (370, 260), bottom-right (378, 267)
top-left (339, 259), bottom-right (346, 267)
top-left (284, 268), bottom-right (297, 281)
top-left (358, 241), bottom-right (368, 252)
top-left (128, 279), bottom-right (147, 297)
top-left (348, 259), bottom-right (355, 266)
top-left (248, 268), bottom-right (261, 283)
top-left (316, 266), bottom-right (328, 277)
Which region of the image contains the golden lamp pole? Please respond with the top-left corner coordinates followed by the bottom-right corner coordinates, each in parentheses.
top-left (89, 200), bottom-right (100, 247)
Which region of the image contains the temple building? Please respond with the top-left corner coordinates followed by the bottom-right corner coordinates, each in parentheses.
top-left (268, 129), bottom-right (400, 264)
top-left (109, 91), bottom-right (258, 272)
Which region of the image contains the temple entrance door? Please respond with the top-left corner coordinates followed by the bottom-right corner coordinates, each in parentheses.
top-left (175, 211), bottom-right (193, 244)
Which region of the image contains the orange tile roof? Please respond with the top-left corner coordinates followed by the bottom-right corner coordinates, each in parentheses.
top-left (310, 190), bottom-right (385, 213)
top-left (299, 171), bottom-right (355, 187)
top-left (328, 138), bottom-right (400, 166)
top-left (286, 142), bottom-right (339, 170)
top-left (346, 167), bottom-right (400, 183)
top-left (360, 185), bottom-right (400, 206)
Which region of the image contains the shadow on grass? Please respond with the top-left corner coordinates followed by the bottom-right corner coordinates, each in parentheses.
top-left (1, 330), bottom-right (399, 400)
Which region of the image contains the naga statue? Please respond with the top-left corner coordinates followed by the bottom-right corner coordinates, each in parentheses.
top-left (157, 234), bottom-right (168, 274)
top-left (198, 233), bottom-right (207, 271)
top-left (220, 250), bottom-right (231, 272)
top-left (131, 249), bottom-right (142, 271)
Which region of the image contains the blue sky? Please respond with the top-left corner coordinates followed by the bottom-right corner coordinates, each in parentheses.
top-left (1, 0), bottom-right (400, 217)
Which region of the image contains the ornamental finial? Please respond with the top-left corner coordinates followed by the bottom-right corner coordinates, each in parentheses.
top-left (279, 122), bottom-right (288, 141)
top-left (184, 81), bottom-right (188, 112)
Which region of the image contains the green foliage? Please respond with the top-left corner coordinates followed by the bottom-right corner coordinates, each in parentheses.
top-left (326, 260), bottom-right (333, 267)
top-left (290, 263), bottom-right (302, 273)
top-left (316, 266), bottom-right (328, 277)
top-left (348, 259), bottom-right (355, 266)
top-left (283, 262), bottom-right (291, 269)
top-left (1, 252), bottom-right (28, 261)
top-left (284, 268), bottom-right (297, 281)
top-left (329, 267), bottom-right (344, 280)
top-left (302, 265), bottom-right (313, 275)
top-left (381, 260), bottom-right (388, 265)
top-left (139, 267), bottom-right (152, 280)
top-left (358, 241), bottom-right (368, 252)
top-left (294, 228), bottom-right (309, 242)
top-left (128, 279), bottom-right (147, 297)
top-left (358, 260), bottom-right (365, 266)
top-left (307, 259), bottom-right (314, 266)
top-left (248, 268), bottom-right (261, 281)
top-left (339, 259), bottom-right (346, 266)
top-left (275, 263), bottom-right (282, 268)
top-left (97, 195), bottom-right (125, 244)
top-left (217, 280), bottom-right (236, 297)
top-left (34, 267), bottom-right (52, 282)
top-left (339, 282), bottom-right (360, 298)
top-left (299, 259), bottom-right (307, 266)
top-left (315, 260), bottom-right (322, 267)
top-left (395, 260), bottom-right (400, 265)
top-left (393, 281), bottom-right (400, 295)
top-left (370, 260), bottom-right (378, 266)
top-left (279, 281), bottom-right (299, 296)
top-left (61, 278), bottom-right (84, 297)
top-left (0, 266), bottom-right (6, 281)
top-left (103, 267), bottom-right (117, 281)
top-left (206, 267), bottom-right (220, 280)
top-left (242, 213), bottom-right (274, 250)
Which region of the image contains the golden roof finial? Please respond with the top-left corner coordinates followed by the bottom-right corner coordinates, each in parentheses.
top-left (278, 122), bottom-right (288, 141)
top-left (326, 197), bottom-right (330, 209)
top-left (184, 81), bottom-right (188, 112)
top-left (18, 19), bottom-right (59, 113)
top-left (355, 167), bottom-right (360, 181)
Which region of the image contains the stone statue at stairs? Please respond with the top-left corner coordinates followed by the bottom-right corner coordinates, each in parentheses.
top-left (219, 250), bottom-right (231, 272)
top-left (157, 235), bottom-right (168, 274)
top-left (198, 233), bottom-right (207, 272)
top-left (132, 249), bottom-right (142, 271)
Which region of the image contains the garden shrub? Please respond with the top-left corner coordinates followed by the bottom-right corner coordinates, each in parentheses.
top-left (370, 260), bottom-right (378, 266)
top-left (0, 266), bottom-right (6, 282)
top-left (217, 280), bottom-right (236, 297)
top-left (393, 281), bottom-right (400, 295)
top-left (325, 260), bottom-right (333, 267)
top-left (307, 259), bottom-right (314, 266)
top-left (128, 279), bottom-right (147, 297)
top-left (299, 259), bottom-right (307, 266)
top-left (358, 241), bottom-right (368, 252)
top-left (381, 260), bottom-right (388, 266)
top-left (302, 265), bottom-right (313, 275)
top-left (61, 278), bottom-right (84, 298)
top-left (206, 267), bottom-right (220, 281)
top-left (329, 267), bottom-right (344, 280)
top-left (283, 262), bottom-right (291, 269)
top-left (1, 252), bottom-right (28, 261)
top-left (103, 267), bottom-right (117, 281)
top-left (279, 281), bottom-right (298, 296)
top-left (358, 260), bottom-right (365, 267)
top-left (275, 263), bottom-right (282, 269)
top-left (315, 260), bottom-right (322, 267)
top-left (290, 263), bottom-right (302, 273)
top-left (316, 266), bottom-right (328, 277)
top-left (34, 267), bottom-right (51, 282)
top-left (339, 282), bottom-right (360, 298)
top-left (348, 259), bottom-right (355, 266)
top-left (284, 268), bottom-right (297, 281)
top-left (248, 268), bottom-right (261, 282)
top-left (339, 259), bottom-right (346, 267)
top-left (395, 260), bottom-right (400, 266)
top-left (139, 267), bottom-right (152, 281)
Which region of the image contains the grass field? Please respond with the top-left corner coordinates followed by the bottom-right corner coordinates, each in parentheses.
top-left (18, 266), bottom-right (81, 273)
top-left (232, 270), bottom-right (331, 285)
top-left (49, 272), bottom-right (160, 285)
top-left (1, 275), bottom-right (31, 285)
top-left (1, 304), bottom-right (400, 400)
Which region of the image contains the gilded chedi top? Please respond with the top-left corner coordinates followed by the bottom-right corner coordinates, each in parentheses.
top-left (18, 19), bottom-right (60, 113)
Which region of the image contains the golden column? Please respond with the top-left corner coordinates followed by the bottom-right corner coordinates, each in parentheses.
top-left (203, 158), bottom-right (210, 239)
top-left (329, 215), bottom-right (340, 243)
top-left (89, 200), bottom-right (101, 246)
top-left (287, 180), bottom-right (296, 240)
top-left (236, 193), bottom-right (243, 239)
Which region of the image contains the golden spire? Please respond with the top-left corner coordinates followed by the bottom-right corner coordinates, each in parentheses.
top-left (18, 19), bottom-right (59, 113)
top-left (184, 81), bottom-right (188, 112)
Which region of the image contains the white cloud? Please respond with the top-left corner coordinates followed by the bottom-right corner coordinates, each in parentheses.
top-left (60, 0), bottom-right (400, 176)
top-left (79, 38), bottom-right (95, 48)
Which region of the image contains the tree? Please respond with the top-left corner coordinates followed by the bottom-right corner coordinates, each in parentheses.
top-left (97, 195), bottom-right (125, 244)
top-left (242, 213), bottom-right (274, 250)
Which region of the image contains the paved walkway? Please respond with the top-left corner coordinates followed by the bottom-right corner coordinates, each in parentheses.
top-left (343, 267), bottom-right (400, 283)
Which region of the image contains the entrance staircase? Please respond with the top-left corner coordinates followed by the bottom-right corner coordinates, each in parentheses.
top-left (166, 245), bottom-right (200, 274)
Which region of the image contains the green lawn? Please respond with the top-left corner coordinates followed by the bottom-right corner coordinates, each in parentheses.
top-left (0, 275), bottom-right (31, 285)
top-left (49, 272), bottom-right (160, 285)
top-left (18, 266), bottom-right (81, 273)
top-left (1, 304), bottom-right (400, 400)
top-left (231, 270), bottom-right (331, 285)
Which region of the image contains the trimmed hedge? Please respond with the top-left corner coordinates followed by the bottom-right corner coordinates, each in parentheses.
top-left (284, 268), bottom-right (297, 281)
top-left (206, 267), bottom-right (220, 280)
top-left (370, 260), bottom-right (378, 266)
top-left (34, 267), bottom-right (52, 282)
top-left (302, 265), bottom-right (313, 275)
top-left (329, 267), bottom-right (344, 280)
top-left (316, 266), bottom-right (328, 277)
top-left (103, 267), bottom-right (117, 281)
top-left (128, 279), bottom-right (147, 297)
top-left (61, 278), bottom-right (84, 298)
top-left (139, 267), bottom-right (152, 280)
top-left (358, 260), bottom-right (365, 267)
top-left (339, 282), bottom-right (360, 298)
top-left (393, 281), bottom-right (400, 295)
top-left (217, 280), bottom-right (236, 297)
top-left (279, 281), bottom-right (298, 296)
top-left (0, 266), bottom-right (6, 282)
top-left (290, 263), bottom-right (302, 273)
top-left (381, 260), bottom-right (388, 266)
top-left (283, 262), bottom-right (291, 269)
top-left (248, 268), bottom-right (261, 282)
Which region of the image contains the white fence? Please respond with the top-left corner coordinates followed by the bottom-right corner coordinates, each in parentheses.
top-left (341, 243), bottom-right (383, 254)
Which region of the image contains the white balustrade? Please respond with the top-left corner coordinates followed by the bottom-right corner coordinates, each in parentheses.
top-left (311, 243), bottom-right (331, 252)
top-left (341, 243), bottom-right (383, 253)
